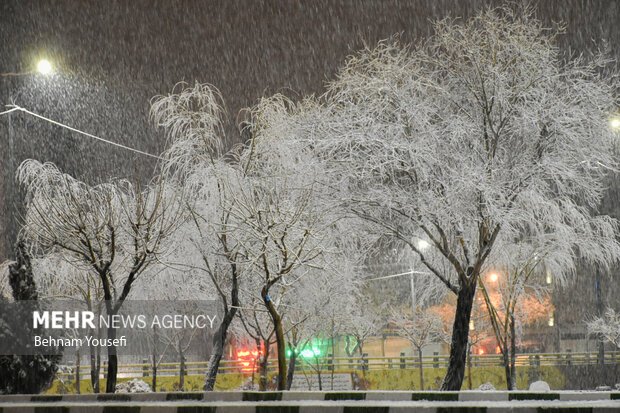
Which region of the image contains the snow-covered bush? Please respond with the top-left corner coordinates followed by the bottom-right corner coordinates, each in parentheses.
top-left (115, 378), bottom-right (152, 393)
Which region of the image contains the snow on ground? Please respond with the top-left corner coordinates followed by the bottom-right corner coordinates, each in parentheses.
top-left (1, 399), bottom-right (619, 408)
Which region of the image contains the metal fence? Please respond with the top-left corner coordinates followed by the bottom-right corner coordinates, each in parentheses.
top-left (58, 350), bottom-right (620, 379)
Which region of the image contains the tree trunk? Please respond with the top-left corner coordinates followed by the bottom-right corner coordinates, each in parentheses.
top-left (258, 340), bottom-right (270, 391)
top-left (152, 326), bottom-right (158, 392)
top-left (75, 347), bottom-right (81, 394)
top-left (262, 288), bottom-right (287, 390)
top-left (105, 325), bottom-right (118, 393)
top-left (330, 332), bottom-right (336, 390)
top-left (90, 343), bottom-right (99, 393)
top-left (286, 350), bottom-right (297, 390)
top-left (467, 345), bottom-right (472, 390)
top-left (502, 349), bottom-right (511, 390)
top-left (509, 315), bottom-right (516, 390)
top-left (358, 343), bottom-right (366, 379)
top-left (96, 346), bottom-right (101, 393)
top-left (502, 315), bottom-right (517, 390)
top-left (441, 279), bottom-right (477, 390)
top-left (101, 279), bottom-right (120, 394)
top-left (179, 351), bottom-right (185, 392)
top-left (418, 347), bottom-right (424, 390)
top-left (203, 259), bottom-right (239, 391)
top-left (203, 307), bottom-right (237, 391)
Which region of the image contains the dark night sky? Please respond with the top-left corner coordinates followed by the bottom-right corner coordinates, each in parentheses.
top-left (1, 1), bottom-right (618, 160)
top-left (1, 0), bottom-right (619, 258)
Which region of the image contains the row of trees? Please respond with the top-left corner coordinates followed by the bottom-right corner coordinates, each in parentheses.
top-left (6, 6), bottom-right (620, 392)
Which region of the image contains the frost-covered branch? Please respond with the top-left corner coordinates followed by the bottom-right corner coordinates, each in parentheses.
top-left (587, 308), bottom-right (620, 349)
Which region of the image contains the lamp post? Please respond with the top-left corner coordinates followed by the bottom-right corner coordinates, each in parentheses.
top-left (410, 239), bottom-right (430, 313)
top-left (592, 114), bottom-right (620, 363)
top-left (1, 59), bottom-right (53, 259)
top-left (365, 239), bottom-right (432, 314)
top-left (595, 263), bottom-right (604, 365)
top-left (410, 271), bottom-right (416, 312)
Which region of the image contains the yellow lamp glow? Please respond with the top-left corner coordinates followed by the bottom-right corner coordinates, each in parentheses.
top-left (417, 239), bottom-right (430, 250)
top-left (37, 59), bottom-right (52, 75)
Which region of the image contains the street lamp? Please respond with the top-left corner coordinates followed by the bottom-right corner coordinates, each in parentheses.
top-left (36, 59), bottom-right (53, 75)
top-left (409, 239), bottom-right (430, 312)
top-left (609, 115), bottom-right (620, 132)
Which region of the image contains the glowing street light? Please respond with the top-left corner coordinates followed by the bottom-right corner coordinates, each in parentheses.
top-left (36, 59), bottom-right (53, 75)
top-left (488, 272), bottom-right (499, 283)
top-left (416, 239), bottom-right (430, 251)
top-left (610, 116), bottom-right (620, 132)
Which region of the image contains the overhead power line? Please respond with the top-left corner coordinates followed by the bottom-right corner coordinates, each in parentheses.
top-left (1, 104), bottom-right (163, 160)
top-left (365, 270), bottom-right (431, 282)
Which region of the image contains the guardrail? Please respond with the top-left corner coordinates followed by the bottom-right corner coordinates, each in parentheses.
top-left (57, 350), bottom-right (620, 379)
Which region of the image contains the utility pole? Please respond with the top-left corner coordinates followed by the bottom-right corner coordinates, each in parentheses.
top-left (0, 74), bottom-right (14, 260)
top-left (1, 60), bottom-right (53, 260)
top-left (410, 271), bottom-right (416, 313)
top-left (8, 77), bottom-right (15, 259)
top-left (2, 75), bottom-right (16, 261)
top-left (595, 263), bottom-right (604, 365)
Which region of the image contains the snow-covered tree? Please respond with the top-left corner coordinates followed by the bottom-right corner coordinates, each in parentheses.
top-left (391, 308), bottom-right (445, 390)
top-left (237, 286), bottom-right (277, 391)
top-left (0, 242), bottom-right (61, 394)
top-left (292, 6), bottom-right (620, 389)
top-left (151, 83), bottom-right (245, 391)
top-left (131, 254), bottom-right (215, 392)
top-left (31, 253), bottom-right (105, 392)
top-left (181, 164), bottom-right (246, 391)
top-left (587, 308), bottom-right (620, 349)
top-left (17, 160), bottom-right (182, 392)
top-left (281, 272), bottom-right (325, 390)
top-left (223, 94), bottom-right (341, 391)
top-left (230, 172), bottom-right (327, 390)
top-left (283, 259), bottom-right (361, 390)
top-left (342, 294), bottom-right (381, 370)
top-left (479, 238), bottom-right (557, 390)
top-left (390, 276), bottom-right (446, 390)
top-left (152, 82), bottom-right (364, 391)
